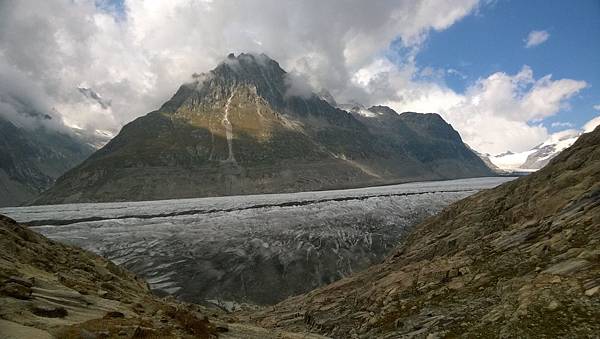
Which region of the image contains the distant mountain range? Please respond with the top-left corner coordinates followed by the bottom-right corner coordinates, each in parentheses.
top-left (479, 129), bottom-right (581, 173)
top-left (0, 117), bottom-right (95, 207)
top-left (34, 53), bottom-right (491, 204)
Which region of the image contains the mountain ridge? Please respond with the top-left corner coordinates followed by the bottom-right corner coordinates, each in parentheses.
top-left (0, 117), bottom-right (94, 207)
top-left (482, 129), bottom-right (581, 172)
top-left (34, 53), bottom-right (492, 205)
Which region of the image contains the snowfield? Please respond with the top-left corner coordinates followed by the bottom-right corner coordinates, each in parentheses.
top-left (1, 177), bottom-right (513, 306)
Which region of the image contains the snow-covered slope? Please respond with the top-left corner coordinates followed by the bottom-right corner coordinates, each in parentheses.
top-left (484, 129), bottom-right (581, 172)
top-left (519, 130), bottom-right (580, 170)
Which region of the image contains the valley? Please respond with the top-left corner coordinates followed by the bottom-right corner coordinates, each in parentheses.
top-left (2, 177), bottom-right (511, 307)
top-left (1, 2), bottom-right (598, 338)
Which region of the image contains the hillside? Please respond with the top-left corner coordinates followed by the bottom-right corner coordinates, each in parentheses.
top-left (0, 214), bottom-right (329, 338)
top-left (0, 117), bottom-right (94, 207)
top-left (34, 53), bottom-right (491, 204)
top-left (255, 126), bottom-right (600, 337)
top-left (349, 105), bottom-right (490, 178)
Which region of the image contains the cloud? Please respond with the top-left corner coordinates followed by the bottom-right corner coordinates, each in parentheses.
top-left (0, 59), bottom-right (64, 131)
top-left (78, 87), bottom-right (112, 109)
top-left (0, 1), bottom-right (588, 155)
top-left (0, 0), bottom-right (482, 136)
top-left (551, 121), bottom-right (575, 128)
top-left (284, 72), bottom-right (316, 99)
top-left (525, 30), bottom-right (550, 48)
top-left (583, 116), bottom-right (600, 133)
top-left (361, 62), bottom-right (587, 154)
top-left (594, 104), bottom-right (600, 111)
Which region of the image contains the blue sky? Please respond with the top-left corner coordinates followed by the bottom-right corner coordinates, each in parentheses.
top-left (95, 0), bottom-right (126, 19)
top-left (411, 0), bottom-right (600, 133)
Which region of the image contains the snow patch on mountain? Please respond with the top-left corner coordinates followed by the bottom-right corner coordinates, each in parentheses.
top-left (489, 150), bottom-right (536, 171)
top-left (486, 129), bottom-right (581, 172)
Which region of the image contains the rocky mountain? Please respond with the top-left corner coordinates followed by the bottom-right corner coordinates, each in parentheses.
top-left (255, 126), bottom-right (600, 337)
top-left (519, 130), bottom-right (580, 170)
top-left (347, 104), bottom-right (491, 178)
top-left (0, 117), bottom-right (94, 207)
top-left (34, 53), bottom-right (491, 204)
top-left (0, 214), bottom-right (329, 338)
top-left (482, 129), bottom-right (581, 173)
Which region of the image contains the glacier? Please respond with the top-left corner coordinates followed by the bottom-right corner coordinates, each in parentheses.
top-left (1, 177), bottom-right (513, 306)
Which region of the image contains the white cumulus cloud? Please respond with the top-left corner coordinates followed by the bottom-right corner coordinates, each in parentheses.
top-left (551, 121), bottom-right (575, 128)
top-left (0, 0), bottom-right (590, 156)
top-left (525, 30), bottom-right (550, 48)
top-left (583, 116), bottom-right (600, 133)
top-left (0, 0), bottom-right (481, 134)
top-left (363, 63), bottom-right (587, 154)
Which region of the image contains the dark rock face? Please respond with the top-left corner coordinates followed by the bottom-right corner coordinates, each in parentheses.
top-left (35, 53), bottom-right (491, 204)
top-left (0, 117), bottom-right (94, 206)
top-left (31, 304), bottom-right (68, 318)
top-left (256, 126), bottom-right (600, 338)
top-left (350, 106), bottom-right (492, 178)
top-left (0, 282), bottom-right (31, 299)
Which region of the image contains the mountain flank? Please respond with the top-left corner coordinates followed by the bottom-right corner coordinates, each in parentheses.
top-left (254, 126), bottom-right (600, 337)
top-left (0, 117), bottom-right (94, 207)
top-left (34, 53), bottom-right (491, 204)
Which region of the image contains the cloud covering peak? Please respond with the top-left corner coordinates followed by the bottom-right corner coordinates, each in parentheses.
top-left (0, 0), bottom-right (589, 154)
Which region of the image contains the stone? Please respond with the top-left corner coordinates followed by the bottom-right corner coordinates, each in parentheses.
top-left (7, 276), bottom-right (34, 287)
top-left (216, 326), bottom-right (229, 332)
top-left (1, 282), bottom-right (32, 299)
top-left (103, 311), bottom-right (125, 319)
top-left (542, 259), bottom-right (590, 275)
top-left (547, 300), bottom-right (560, 310)
top-left (584, 286), bottom-right (598, 296)
top-left (31, 304), bottom-right (68, 318)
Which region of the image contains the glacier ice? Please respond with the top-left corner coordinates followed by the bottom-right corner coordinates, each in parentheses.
top-left (1, 177), bottom-right (514, 305)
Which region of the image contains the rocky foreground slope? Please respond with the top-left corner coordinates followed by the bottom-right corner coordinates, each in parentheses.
top-left (254, 126), bottom-right (600, 337)
top-left (0, 215), bottom-right (326, 338)
top-left (35, 53), bottom-right (490, 204)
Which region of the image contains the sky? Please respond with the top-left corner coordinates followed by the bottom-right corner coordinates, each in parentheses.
top-left (0, 0), bottom-right (598, 155)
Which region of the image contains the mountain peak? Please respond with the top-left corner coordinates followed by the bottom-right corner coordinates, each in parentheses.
top-left (35, 53), bottom-right (491, 204)
top-left (214, 52), bottom-right (285, 78)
